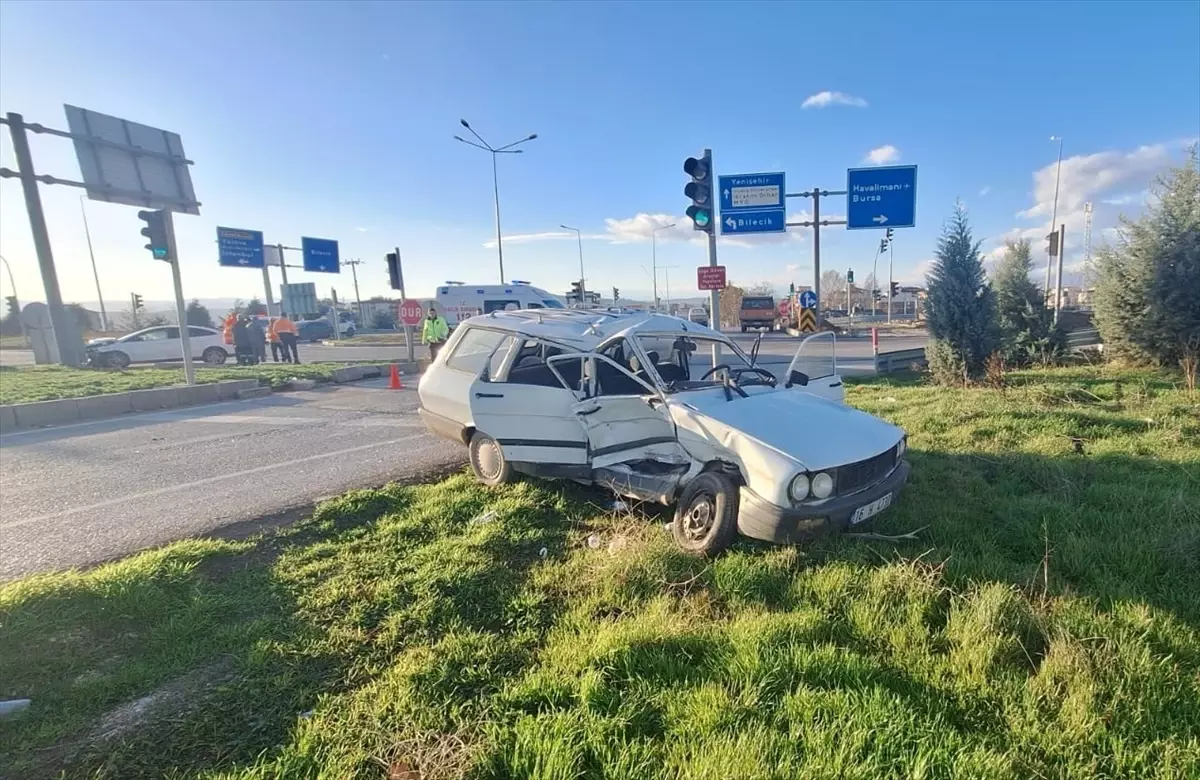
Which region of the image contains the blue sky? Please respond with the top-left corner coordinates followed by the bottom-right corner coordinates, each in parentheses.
top-left (1, 0), bottom-right (1197, 308)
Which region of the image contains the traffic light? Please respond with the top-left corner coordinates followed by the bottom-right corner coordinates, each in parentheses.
top-left (847, 269), bottom-right (855, 284)
top-left (684, 152), bottom-right (713, 232)
top-left (131, 292), bottom-right (144, 311)
top-left (138, 210), bottom-right (170, 261)
top-left (612, 286), bottom-right (620, 302)
top-left (569, 280), bottom-right (583, 302)
top-left (1047, 230), bottom-right (1060, 256)
top-left (886, 228), bottom-right (894, 240)
top-left (873, 289), bottom-right (882, 302)
top-left (4, 295), bottom-right (17, 318)
top-left (386, 252), bottom-right (401, 290)
top-left (890, 281), bottom-right (900, 297)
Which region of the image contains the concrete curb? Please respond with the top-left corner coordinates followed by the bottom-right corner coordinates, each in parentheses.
top-left (0, 367), bottom-right (421, 432)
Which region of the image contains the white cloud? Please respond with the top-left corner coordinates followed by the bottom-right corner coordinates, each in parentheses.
top-left (801, 90), bottom-right (868, 109)
top-left (355, 226), bottom-right (369, 232)
top-left (1017, 144), bottom-right (1175, 221)
top-left (864, 145), bottom-right (900, 165)
top-left (484, 211), bottom-right (808, 251)
top-left (979, 186), bottom-right (991, 197)
top-left (483, 230), bottom-right (605, 249)
top-left (983, 139), bottom-right (1191, 276)
top-left (785, 263), bottom-right (801, 273)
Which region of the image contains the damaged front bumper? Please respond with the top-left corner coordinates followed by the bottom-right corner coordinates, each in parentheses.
top-left (736, 460), bottom-right (911, 543)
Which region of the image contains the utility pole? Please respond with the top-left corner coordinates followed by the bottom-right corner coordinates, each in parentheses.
top-left (342, 258), bottom-right (363, 322)
top-left (561, 225), bottom-right (585, 301)
top-left (1045, 135), bottom-right (1064, 302)
top-left (651, 223), bottom-right (675, 310)
top-left (785, 187), bottom-right (848, 320)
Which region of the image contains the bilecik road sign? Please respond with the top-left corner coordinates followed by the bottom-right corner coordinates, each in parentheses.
top-left (846, 165), bottom-right (917, 230)
top-left (718, 171), bottom-right (786, 234)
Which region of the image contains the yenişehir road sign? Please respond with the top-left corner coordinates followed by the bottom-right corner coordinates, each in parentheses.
top-left (846, 165), bottom-right (917, 230)
top-left (718, 171), bottom-right (786, 234)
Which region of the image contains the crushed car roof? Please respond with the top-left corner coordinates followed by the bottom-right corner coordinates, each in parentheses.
top-left (466, 310), bottom-right (723, 349)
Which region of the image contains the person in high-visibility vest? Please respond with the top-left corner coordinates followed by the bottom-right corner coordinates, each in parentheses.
top-left (272, 312), bottom-right (300, 364)
top-left (421, 306), bottom-right (449, 360)
top-left (222, 312), bottom-right (237, 346)
top-left (267, 317), bottom-right (283, 362)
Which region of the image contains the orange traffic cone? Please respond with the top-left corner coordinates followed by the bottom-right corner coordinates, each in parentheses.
top-left (389, 364), bottom-right (404, 390)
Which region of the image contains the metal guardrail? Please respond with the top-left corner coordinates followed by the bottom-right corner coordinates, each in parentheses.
top-left (875, 347), bottom-right (927, 374)
top-left (1064, 328), bottom-right (1102, 350)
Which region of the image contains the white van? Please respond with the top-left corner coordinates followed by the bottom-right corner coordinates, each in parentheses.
top-left (433, 282), bottom-right (567, 327)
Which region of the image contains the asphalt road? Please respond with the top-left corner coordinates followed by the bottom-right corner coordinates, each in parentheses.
top-left (0, 330), bottom-right (927, 369)
top-left (0, 330), bottom-right (927, 580)
top-left (0, 380), bottom-right (463, 581)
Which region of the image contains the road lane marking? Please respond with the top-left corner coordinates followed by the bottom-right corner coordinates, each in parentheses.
top-left (0, 434), bottom-right (432, 531)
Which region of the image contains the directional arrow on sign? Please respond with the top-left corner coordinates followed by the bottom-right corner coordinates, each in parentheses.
top-left (725, 216), bottom-right (736, 230)
top-left (723, 188), bottom-right (730, 198)
top-left (873, 215), bottom-right (889, 224)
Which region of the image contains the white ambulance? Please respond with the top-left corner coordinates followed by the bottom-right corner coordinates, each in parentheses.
top-left (432, 281), bottom-right (567, 327)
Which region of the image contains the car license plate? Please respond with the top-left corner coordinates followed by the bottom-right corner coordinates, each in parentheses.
top-left (851, 493), bottom-right (893, 524)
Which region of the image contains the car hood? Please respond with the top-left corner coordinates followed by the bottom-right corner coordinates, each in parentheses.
top-left (674, 388), bottom-right (903, 471)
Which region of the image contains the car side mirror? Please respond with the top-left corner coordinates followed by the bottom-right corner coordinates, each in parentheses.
top-left (786, 370), bottom-right (809, 388)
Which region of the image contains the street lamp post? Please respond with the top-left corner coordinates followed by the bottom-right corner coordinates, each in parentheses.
top-left (651, 223), bottom-right (676, 310)
top-left (454, 120), bottom-right (537, 284)
top-left (560, 224), bottom-right (585, 301)
top-left (1045, 135), bottom-right (1064, 301)
top-left (79, 196), bottom-right (109, 331)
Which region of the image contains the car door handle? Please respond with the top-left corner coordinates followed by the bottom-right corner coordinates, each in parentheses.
top-left (829, 381), bottom-right (843, 388)
top-left (475, 392), bottom-right (504, 398)
top-left (577, 406), bottom-right (601, 416)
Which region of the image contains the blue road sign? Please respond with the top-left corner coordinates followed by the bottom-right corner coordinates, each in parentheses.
top-left (216, 227), bottom-right (265, 269)
top-left (846, 165), bottom-right (917, 230)
top-left (799, 290), bottom-right (817, 309)
top-left (301, 236), bottom-right (340, 273)
top-left (718, 171), bottom-right (786, 235)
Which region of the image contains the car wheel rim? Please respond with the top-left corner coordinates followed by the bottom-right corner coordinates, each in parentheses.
top-left (684, 493), bottom-right (716, 541)
top-left (477, 439), bottom-right (503, 480)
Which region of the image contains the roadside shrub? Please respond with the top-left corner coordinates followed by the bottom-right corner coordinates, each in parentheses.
top-left (927, 338), bottom-right (969, 387)
top-left (371, 309), bottom-right (397, 330)
top-left (924, 204), bottom-right (998, 384)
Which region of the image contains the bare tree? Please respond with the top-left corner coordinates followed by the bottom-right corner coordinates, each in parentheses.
top-left (820, 270), bottom-right (847, 309)
top-left (719, 284), bottom-right (745, 329)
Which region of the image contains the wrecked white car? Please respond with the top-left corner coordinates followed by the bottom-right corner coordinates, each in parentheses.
top-left (418, 311), bottom-right (909, 555)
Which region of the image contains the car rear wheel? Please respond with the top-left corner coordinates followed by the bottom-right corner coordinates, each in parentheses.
top-left (469, 431), bottom-right (512, 486)
top-left (105, 351), bottom-right (131, 369)
top-left (202, 347), bottom-right (228, 365)
top-left (672, 472), bottom-right (739, 556)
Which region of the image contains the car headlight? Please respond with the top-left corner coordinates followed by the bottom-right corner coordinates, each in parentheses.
top-left (811, 471), bottom-right (835, 499)
top-left (897, 436), bottom-right (907, 457)
top-left (789, 473), bottom-right (810, 502)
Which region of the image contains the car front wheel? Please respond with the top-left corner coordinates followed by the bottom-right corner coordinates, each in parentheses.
top-left (672, 471), bottom-right (739, 556)
top-left (202, 347), bottom-right (228, 365)
top-left (469, 431), bottom-right (512, 486)
top-left (105, 351), bottom-right (131, 369)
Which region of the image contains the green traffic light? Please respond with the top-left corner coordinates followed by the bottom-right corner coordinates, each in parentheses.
top-left (153, 248), bottom-right (168, 259)
top-left (694, 210), bottom-right (710, 227)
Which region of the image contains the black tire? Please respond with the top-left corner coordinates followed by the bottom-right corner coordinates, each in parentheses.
top-left (672, 472), bottom-right (739, 556)
top-left (106, 351), bottom-right (131, 369)
top-left (741, 325), bottom-right (747, 333)
top-left (202, 347), bottom-right (228, 365)
top-left (469, 432), bottom-right (512, 486)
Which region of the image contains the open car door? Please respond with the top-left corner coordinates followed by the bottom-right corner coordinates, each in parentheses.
top-left (466, 339), bottom-right (590, 478)
top-left (785, 332), bottom-right (844, 402)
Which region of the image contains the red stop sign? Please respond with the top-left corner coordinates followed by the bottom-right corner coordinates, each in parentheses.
top-left (398, 299), bottom-right (423, 326)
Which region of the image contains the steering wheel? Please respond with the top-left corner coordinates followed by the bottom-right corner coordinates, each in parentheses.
top-left (700, 364), bottom-right (776, 387)
top-left (700, 364), bottom-right (731, 381)
top-left (729, 366), bottom-right (777, 387)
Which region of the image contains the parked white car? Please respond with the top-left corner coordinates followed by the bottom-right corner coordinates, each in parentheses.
top-left (688, 307), bottom-right (709, 327)
top-left (86, 326), bottom-right (228, 368)
top-left (418, 310), bottom-right (909, 555)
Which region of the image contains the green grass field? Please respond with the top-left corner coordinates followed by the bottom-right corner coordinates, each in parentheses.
top-left (0, 363), bottom-right (388, 405)
top-left (1, 366), bottom-right (1197, 779)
